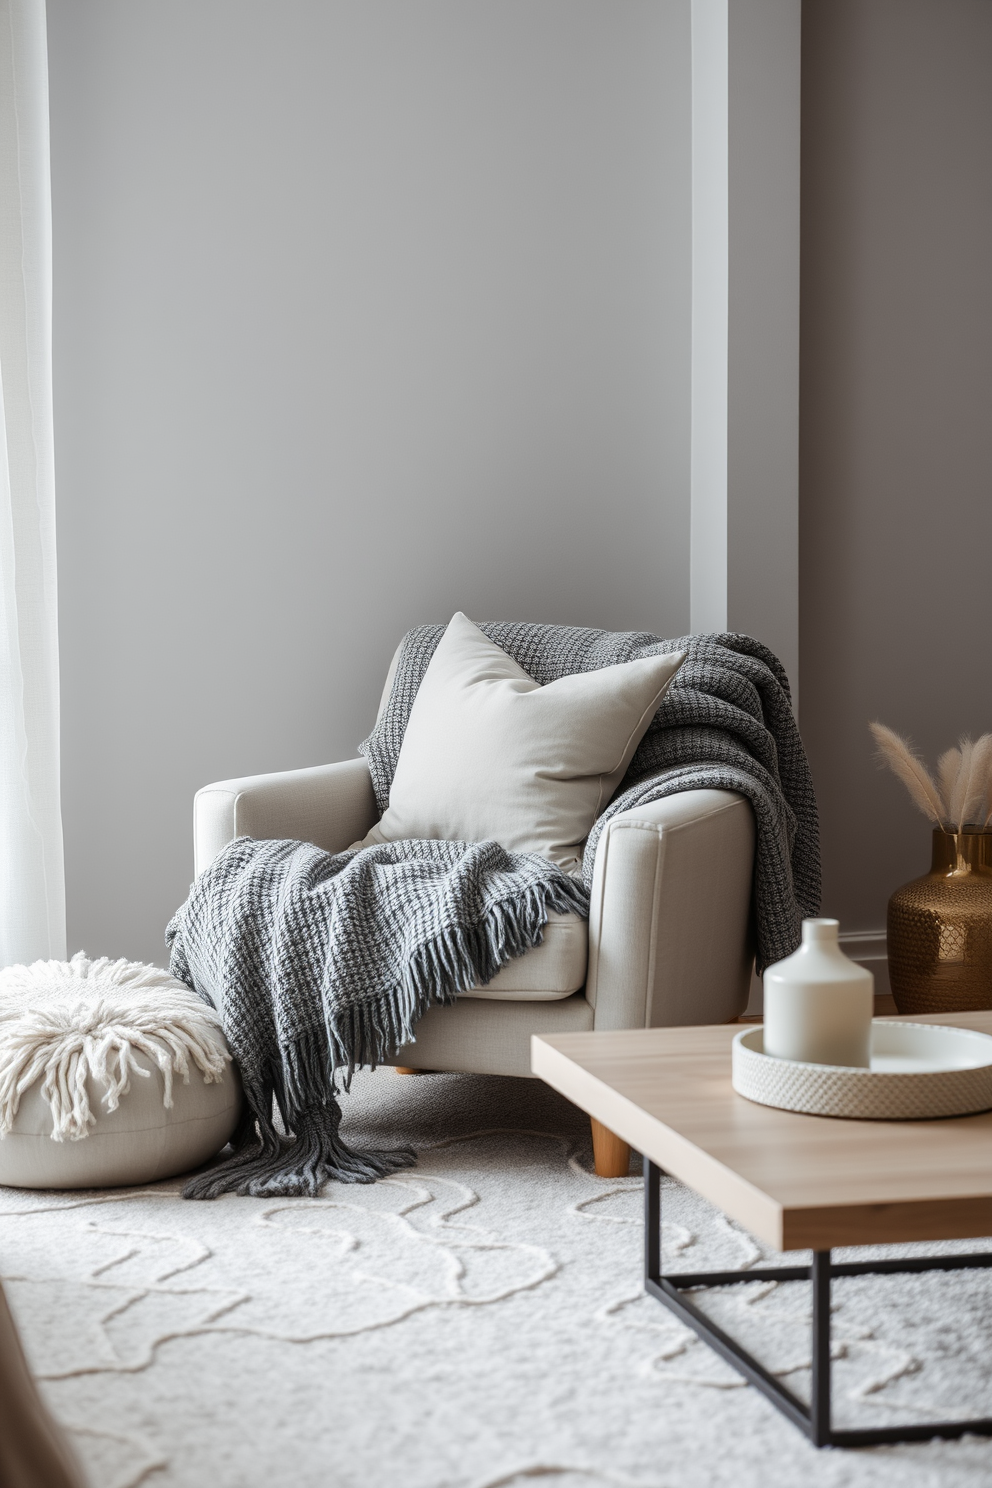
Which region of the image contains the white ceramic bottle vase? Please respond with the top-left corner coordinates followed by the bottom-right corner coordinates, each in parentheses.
top-left (762, 918), bottom-right (874, 1068)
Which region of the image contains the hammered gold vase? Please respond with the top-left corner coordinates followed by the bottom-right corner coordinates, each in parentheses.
top-left (888, 828), bottom-right (992, 1014)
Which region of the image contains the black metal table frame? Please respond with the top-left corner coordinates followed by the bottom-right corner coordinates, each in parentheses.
top-left (644, 1158), bottom-right (992, 1447)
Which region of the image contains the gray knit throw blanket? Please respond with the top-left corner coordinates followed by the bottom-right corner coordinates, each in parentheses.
top-left (368, 624), bottom-right (820, 966)
top-left (167, 837), bottom-right (589, 1198)
top-left (167, 624), bottom-right (818, 1200)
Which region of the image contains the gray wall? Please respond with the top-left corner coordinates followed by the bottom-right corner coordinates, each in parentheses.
top-left (49, 1), bottom-right (692, 964)
top-left (800, 0), bottom-right (992, 934)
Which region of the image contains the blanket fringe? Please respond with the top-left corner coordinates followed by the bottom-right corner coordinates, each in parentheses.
top-left (327, 875), bottom-right (588, 1078)
top-left (181, 870), bottom-right (586, 1199)
top-left (182, 1097), bottom-right (414, 1199)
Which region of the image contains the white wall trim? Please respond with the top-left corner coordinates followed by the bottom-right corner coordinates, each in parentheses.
top-left (745, 929), bottom-right (890, 1014)
top-left (689, 0), bottom-right (801, 702)
top-left (838, 929), bottom-right (887, 963)
top-left (840, 929), bottom-right (890, 998)
top-left (689, 0), bottom-right (728, 636)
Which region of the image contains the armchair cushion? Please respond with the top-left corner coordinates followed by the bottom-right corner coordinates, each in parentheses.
top-left (460, 911), bottom-right (586, 1001)
top-left (355, 612), bottom-right (684, 873)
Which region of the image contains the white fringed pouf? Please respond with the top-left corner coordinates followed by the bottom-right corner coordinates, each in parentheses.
top-left (0, 953), bottom-right (242, 1189)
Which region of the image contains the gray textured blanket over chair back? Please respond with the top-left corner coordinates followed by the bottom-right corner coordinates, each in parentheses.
top-left (363, 624), bottom-right (820, 970)
top-left (168, 622), bottom-right (818, 1201)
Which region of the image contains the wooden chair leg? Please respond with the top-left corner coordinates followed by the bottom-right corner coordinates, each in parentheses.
top-left (590, 1118), bottom-right (631, 1178)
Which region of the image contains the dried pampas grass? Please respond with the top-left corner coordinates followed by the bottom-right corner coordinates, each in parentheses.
top-left (869, 723), bottom-right (946, 825)
top-left (870, 722), bottom-right (992, 833)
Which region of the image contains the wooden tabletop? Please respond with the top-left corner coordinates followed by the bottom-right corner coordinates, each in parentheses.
top-left (531, 1013), bottom-right (992, 1252)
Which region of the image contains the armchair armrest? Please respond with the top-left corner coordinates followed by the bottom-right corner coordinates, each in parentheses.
top-left (585, 789), bottom-right (755, 1030)
top-left (193, 758), bottom-right (378, 877)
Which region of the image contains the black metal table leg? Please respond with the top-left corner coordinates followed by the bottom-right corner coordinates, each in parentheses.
top-left (641, 1156), bottom-right (992, 1447)
top-left (810, 1251), bottom-right (832, 1446)
top-left (644, 1155), bottom-right (661, 1285)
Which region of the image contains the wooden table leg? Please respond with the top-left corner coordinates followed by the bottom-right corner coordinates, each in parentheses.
top-left (591, 1117), bottom-right (631, 1177)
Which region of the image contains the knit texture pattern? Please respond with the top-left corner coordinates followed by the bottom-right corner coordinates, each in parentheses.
top-left (166, 836), bottom-right (589, 1199)
top-left (362, 623), bottom-right (820, 972)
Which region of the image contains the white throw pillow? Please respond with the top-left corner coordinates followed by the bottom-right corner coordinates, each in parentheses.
top-left (356, 613), bottom-right (685, 873)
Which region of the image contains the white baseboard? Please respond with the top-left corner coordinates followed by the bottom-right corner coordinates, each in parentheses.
top-left (744, 929), bottom-right (889, 1015)
top-left (838, 929), bottom-right (887, 964)
top-left (840, 929), bottom-right (890, 999)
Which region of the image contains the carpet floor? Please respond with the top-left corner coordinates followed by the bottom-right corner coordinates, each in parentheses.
top-left (3, 1068), bottom-right (992, 1488)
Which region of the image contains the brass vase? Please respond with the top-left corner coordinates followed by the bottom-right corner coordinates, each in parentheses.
top-left (888, 828), bottom-right (992, 1014)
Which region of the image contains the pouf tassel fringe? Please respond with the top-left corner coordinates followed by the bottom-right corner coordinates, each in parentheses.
top-left (0, 954), bottom-right (232, 1143)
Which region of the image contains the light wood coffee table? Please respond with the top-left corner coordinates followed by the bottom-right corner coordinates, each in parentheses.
top-left (532, 1013), bottom-right (992, 1449)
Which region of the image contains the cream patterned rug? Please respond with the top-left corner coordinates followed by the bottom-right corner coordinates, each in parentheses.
top-left (3, 1069), bottom-right (992, 1488)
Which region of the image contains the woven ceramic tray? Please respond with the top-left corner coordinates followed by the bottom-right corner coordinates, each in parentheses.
top-left (732, 1020), bottom-right (992, 1120)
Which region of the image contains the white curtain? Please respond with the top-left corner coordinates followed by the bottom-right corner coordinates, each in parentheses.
top-left (0, 0), bottom-right (64, 967)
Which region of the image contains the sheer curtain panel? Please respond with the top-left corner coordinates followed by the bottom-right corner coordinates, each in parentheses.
top-left (0, 0), bottom-right (65, 967)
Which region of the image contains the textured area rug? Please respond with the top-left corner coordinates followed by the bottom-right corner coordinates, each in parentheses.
top-left (3, 1069), bottom-right (992, 1488)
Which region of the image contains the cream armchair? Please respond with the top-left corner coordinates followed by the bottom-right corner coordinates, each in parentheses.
top-left (193, 669), bottom-right (756, 1177)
